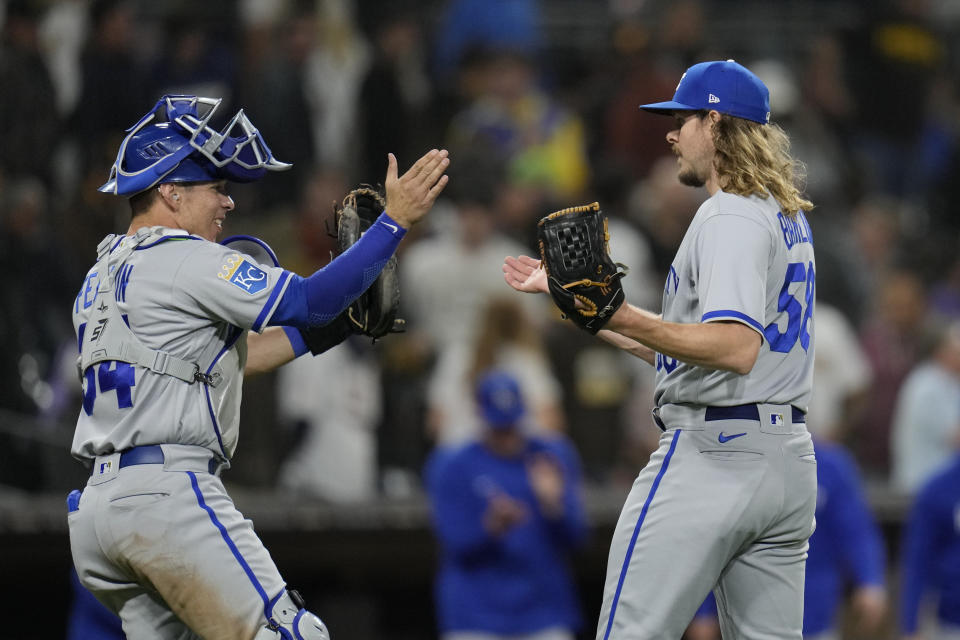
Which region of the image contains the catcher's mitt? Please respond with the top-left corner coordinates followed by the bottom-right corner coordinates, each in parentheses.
top-left (336, 186), bottom-right (404, 340)
top-left (537, 202), bottom-right (627, 334)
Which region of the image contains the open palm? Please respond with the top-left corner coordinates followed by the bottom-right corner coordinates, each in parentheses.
top-left (502, 255), bottom-right (548, 294)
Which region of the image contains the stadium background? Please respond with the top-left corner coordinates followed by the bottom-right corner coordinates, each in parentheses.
top-left (1, 0), bottom-right (957, 637)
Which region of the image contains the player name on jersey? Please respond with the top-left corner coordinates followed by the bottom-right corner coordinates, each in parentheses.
top-left (777, 211), bottom-right (813, 249)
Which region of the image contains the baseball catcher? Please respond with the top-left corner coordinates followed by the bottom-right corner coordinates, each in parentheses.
top-left (536, 202), bottom-right (627, 334)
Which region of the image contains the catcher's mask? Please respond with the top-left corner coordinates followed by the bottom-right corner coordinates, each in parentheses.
top-left (99, 95), bottom-right (291, 196)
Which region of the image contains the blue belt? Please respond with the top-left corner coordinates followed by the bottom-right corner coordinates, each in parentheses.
top-left (704, 404), bottom-right (805, 423)
top-left (118, 444), bottom-right (166, 468)
top-left (99, 445), bottom-right (221, 474)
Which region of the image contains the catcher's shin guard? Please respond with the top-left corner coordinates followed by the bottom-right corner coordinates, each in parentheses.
top-left (254, 590), bottom-right (331, 640)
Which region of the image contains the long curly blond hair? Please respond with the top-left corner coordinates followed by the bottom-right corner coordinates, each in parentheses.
top-left (712, 114), bottom-right (813, 217)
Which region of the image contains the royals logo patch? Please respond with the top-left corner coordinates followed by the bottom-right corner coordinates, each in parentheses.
top-left (218, 253), bottom-right (268, 295)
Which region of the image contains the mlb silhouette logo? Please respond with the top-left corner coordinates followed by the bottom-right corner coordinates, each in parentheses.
top-left (770, 413), bottom-right (784, 427)
top-left (99, 460), bottom-right (113, 475)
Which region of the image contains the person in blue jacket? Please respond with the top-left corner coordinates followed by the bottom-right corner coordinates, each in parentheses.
top-left (425, 370), bottom-right (588, 640)
top-left (686, 437), bottom-right (887, 640)
top-left (899, 453), bottom-right (960, 640)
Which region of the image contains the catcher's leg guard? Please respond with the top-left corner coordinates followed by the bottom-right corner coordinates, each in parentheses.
top-left (254, 590), bottom-right (330, 640)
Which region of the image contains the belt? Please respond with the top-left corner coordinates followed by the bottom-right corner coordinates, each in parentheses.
top-left (118, 444), bottom-right (166, 468)
top-left (653, 403), bottom-right (806, 431)
top-left (705, 404), bottom-right (805, 423)
top-left (93, 445), bottom-right (221, 475)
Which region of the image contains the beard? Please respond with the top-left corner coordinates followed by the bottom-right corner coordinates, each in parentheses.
top-left (677, 166), bottom-right (706, 187)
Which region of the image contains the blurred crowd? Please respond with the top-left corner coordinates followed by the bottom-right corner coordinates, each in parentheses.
top-left (3, 0), bottom-right (960, 539)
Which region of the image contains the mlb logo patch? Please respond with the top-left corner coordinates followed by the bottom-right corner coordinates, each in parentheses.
top-left (98, 460), bottom-right (113, 475)
top-left (218, 253), bottom-right (269, 295)
top-left (770, 413), bottom-right (784, 426)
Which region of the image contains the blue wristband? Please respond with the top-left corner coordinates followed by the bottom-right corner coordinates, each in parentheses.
top-left (282, 326), bottom-right (309, 357)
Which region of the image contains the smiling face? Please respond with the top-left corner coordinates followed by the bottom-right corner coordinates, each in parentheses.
top-left (171, 181), bottom-right (235, 241)
top-left (665, 111), bottom-right (718, 189)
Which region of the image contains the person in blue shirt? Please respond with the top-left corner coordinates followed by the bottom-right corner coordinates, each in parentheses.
top-left (425, 370), bottom-right (588, 640)
top-left (66, 569), bottom-right (124, 640)
top-left (899, 453), bottom-right (960, 640)
top-left (803, 438), bottom-right (887, 639)
top-left (686, 438), bottom-right (887, 640)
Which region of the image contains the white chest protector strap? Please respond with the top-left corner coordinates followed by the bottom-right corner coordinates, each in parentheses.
top-left (79, 228), bottom-right (216, 386)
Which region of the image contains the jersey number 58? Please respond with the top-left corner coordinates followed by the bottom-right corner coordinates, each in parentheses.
top-left (764, 261), bottom-right (815, 353)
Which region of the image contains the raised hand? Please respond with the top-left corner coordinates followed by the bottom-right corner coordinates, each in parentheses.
top-left (502, 255), bottom-right (548, 294)
top-left (383, 149), bottom-right (450, 229)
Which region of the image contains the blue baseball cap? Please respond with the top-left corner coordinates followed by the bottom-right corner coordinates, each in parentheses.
top-left (475, 371), bottom-right (526, 429)
top-left (639, 60), bottom-right (770, 124)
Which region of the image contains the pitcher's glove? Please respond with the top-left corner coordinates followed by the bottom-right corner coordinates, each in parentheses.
top-left (537, 202), bottom-right (627, 334)
top-left (336, 186), bottom-right (404, 340)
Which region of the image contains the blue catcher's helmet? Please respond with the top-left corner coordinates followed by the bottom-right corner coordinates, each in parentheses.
top-left (99, 95), bottom-right (291, 196)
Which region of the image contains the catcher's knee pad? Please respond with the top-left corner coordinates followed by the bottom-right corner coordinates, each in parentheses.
top-left (254, 590), bottom-right (330, 640)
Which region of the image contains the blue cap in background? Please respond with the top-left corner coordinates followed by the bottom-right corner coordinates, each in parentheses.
top-left (639, 60), bottom-right (770, 124)
top-left (475, 371), bottom-right (526, 429)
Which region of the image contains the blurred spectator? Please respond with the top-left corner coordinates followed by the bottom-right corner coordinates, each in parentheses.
top-left (891, 322), bottom-right (960, 494)
top-left (66, 569), bottom-right (124, 640)
top-left (851, 267), bottom-right (933, 478)
top-left (356, 2), bottom-right (436, 183)
top-left (898, 452), bottom-right (960, 640)
top-left (789, 34), bottom-right (859, 206)
top-left (603, 1), bottom-right (705, 181)
top-left (301, 0), bottom-right (371, 173)
top-left (399, 154), bottom-right (547, 354)
top-left (70, 0), bottom-right (150, 170)
top-left (929, 255), bottom-right (960, 321)
top-left (425, 370), bottom-right (587, 640)
top-left (0, 177), bottom-right (74, 415)
top-left (276, 337), bottom-right (382, 502)
top-left (0, 0), bottom-right (60, 184)
top-left (445, 49), bottom-right (590, 202)
top-left (432, 0), bottom-right (542, 86)
top-left (427, 296), bottom-right (563, 445)
top-left (803, 438), bottom-right (888, 639)
top-left (238, 5), bottom-right (321, 209)
top-left (842, 0), bottom-right (949, 200)
top-left (149, 12), bottom-right (238, 108)
top-left (39, 0), bottom-right (90, 118)
top-left (542, 319), bottom-right (651, 486)
top-left (806, 303), bottom-right (872, 443)
top-left (628, 155), bottom-right (704, 281)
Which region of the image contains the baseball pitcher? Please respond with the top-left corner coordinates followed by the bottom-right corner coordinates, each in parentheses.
top-left (504, 60), bottom-right (817, 639)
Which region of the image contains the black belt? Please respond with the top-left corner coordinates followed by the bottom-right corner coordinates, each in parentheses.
top-left (653, 403), bottom-right (806, 430)
top-left (705, 404), bottom-right (805, 423)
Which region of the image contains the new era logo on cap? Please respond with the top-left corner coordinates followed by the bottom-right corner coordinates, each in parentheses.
top-left (639, 59), bottom-right (771, 124)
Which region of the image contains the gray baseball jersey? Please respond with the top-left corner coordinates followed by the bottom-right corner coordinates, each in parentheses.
top-left (596, 191), bottom-right (817, 640)
top-left (71, 228), bottom-right (291, 463)
top-left (68, 227), bottom-right (316, 638)
top-left (654, 190), bottom-right (815, 410)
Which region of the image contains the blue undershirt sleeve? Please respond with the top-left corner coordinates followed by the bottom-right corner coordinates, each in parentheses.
top-left (268, 212), bottom-right (406, 329)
